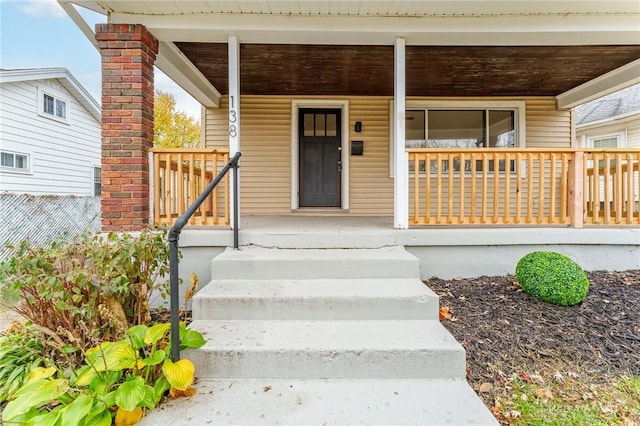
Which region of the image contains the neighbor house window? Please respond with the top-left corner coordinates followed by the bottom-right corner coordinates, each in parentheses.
top-left (588, 133), bottom-right (625, 149)
top-left (1, 150), bottom-right (30, 172)
top-left (391, 101), bottom-right (525, 175)
top-left (93, 166), bottom-right (102, 196)
top-left (38, 87), bottom-right (68, 122)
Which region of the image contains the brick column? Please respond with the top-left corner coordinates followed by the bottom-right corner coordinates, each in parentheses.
top-left (95, 24), bottom-right (158, 231)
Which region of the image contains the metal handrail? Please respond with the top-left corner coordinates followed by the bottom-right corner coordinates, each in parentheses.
top-left (168, 151), bottom-right (241, 361)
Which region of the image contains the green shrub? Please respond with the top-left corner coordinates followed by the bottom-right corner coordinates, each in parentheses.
top-left (515, 251), bottom-right (589, 306)
top-left (0, 229), bottom-right (170, 362)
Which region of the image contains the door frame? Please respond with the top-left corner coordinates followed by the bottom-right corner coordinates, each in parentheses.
top-left (291, 99), bottom-right (349, 211)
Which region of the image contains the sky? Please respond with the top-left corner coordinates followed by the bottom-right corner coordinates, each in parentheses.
top-left (0, 0), bottom-right (202, 120)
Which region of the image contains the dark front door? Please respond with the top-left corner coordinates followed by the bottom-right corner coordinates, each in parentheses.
top-left (299, 109), bottom-right (341, 207)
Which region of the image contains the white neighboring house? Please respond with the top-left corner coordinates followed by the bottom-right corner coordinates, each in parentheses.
top-left (576, 84), bottom-right (640, 149)
top-left (0, 68), bottom-right (102, 258)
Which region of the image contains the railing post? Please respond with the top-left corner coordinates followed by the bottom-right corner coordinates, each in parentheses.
top-left (569, 151), bottom-right (585, 228)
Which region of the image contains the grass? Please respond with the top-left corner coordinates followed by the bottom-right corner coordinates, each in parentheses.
top-left (492, 370), bottom-right (640, 425)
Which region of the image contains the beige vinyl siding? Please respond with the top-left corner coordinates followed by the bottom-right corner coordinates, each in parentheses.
top-left (524, 98), bottom-right (572, 148)
top-left (205, 96), bottom-right (570, 216)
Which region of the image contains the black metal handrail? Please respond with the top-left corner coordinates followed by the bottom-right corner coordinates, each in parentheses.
top-left (168, 151), bottom-right (241, 361)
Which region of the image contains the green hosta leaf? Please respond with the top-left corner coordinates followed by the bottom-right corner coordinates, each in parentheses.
top-left (115, 376), bottom-right (146, 411)
top-left (2, 379), bottom-right (69, 421)
top-left (74, 365), bottom-right (97, 387)
top-left (85, 408), bottom-right (112, 426)
top-left (85, 401), bottom-right (113, 426)
top-left (103, 390), bottom-right (116, 408)
top-left (60, 393), bottom-right (93, 426)
top-left (139, 384), bottom-right (157, 410)
top-left (126, 325), bottom-right (148, 350)
top-left (86, 342), bottom-right (137, 372)
top-left (144, 323), bottom-right (170, 345)
top-left (141, 349), bottom-right (166, 366)
top-left (162, 359), bottom-right (195, 391)
top-left (23, 407), bottom-right (62, 426)
top-left (180, 329), bottom-right (206, 349)
top-left (153, 378), bottom-right (170, 405)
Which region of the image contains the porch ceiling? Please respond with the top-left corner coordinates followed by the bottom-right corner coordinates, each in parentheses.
top-left (176, 43), bottom-right (640, 97)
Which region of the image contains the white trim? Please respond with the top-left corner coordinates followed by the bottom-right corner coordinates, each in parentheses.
top-left (586, 132), bottom-right (627, 148)
top-left (37, 85), bottom-right (70, 124)
top-left (389, 100), bottom-right (527, 176)
top-left (105, 12), bottom-right (640, 46)
top-left (557, 59), bottom-right (640, 109)
top-left (394, 37), bottom-right (408, 230)
top-left (290, 99), bottom-right (350, 211)
top-left (228, 35), bottom-right (240, 229)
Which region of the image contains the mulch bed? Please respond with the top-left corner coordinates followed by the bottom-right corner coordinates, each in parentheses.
top-left (426, 270), bottom-right (640, 402)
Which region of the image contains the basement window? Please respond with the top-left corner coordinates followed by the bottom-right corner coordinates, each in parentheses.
top-left (1, 150), bottom-right (30, 172)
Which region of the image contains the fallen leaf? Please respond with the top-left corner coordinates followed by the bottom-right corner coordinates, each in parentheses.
top-left (169, 386), bottom-right (197, 398)
top-left (553, 371), bottom-right (565, 383)
top-left (518, 372), bottom-right (531, 384)
top-left (505, 410), bottom-right (521, 418)
top-left (296, 396), bottom-right (302, 405)
top-left (115, 407), bottom-right (143, 426)
top-left (529, 374), bottom-right (545, 385)
top-left (533, 388), bottom-right (554, 404)
top-left (479, 382), bottom-right (494, 393)
top-left (263, 386), bottom-right (272, 392)
top-left (439, 306), bottom-right (452, 320)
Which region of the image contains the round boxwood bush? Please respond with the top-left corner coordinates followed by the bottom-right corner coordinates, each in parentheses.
top-left (515, 251), bottom-right (589, 306)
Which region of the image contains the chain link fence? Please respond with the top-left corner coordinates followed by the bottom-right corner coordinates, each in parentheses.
top-left (0, 193), bottom-right (101, 262)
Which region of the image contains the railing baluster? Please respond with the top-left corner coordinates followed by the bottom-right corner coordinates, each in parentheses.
top-left (425, 153), bottom-right (431, 223)
top-left (549, 153), bottom-right (556, 224)
top-left (447, 153), bottom-right (454, 224)
top-left (615, 154), bottom-right (623, 224)
top-left (436, 153), bottom-right (442, 224)
top-left (504, 152), bottom-right (510, 223)
top-left (515, 153), bottom-right (522, 224)
top-left (560, 153), bottom-right (567, 224)
top-left (470, 152), bottom-right (476, 224)
top-left (482, 153), bottom-right (488, 224)
top-left (492, 152), bottom-right (499, 224)
top-left (459, 153), bottom-right (465, 224)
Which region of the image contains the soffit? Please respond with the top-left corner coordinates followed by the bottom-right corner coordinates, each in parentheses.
top-left (176, 43), bottom-right (640, 97)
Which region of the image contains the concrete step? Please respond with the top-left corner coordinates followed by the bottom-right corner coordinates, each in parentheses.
top-left (210, 246), bottom-right (420, 280)
top-left (186, 319), bottom-right (465, 380)
top-left (138, 378), bottom-right (499, 425)
top-left (193, 278), bottom-right (439, 320)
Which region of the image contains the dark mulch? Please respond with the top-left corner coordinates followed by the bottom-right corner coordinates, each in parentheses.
top-left (426, 270), bottom-right (640, 391)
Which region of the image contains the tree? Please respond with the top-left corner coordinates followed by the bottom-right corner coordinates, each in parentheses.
top-left (153, 90), bottom-right (201, 148)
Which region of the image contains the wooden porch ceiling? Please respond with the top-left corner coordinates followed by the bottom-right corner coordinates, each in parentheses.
top-left (175, 43), bottom-right (640, 97)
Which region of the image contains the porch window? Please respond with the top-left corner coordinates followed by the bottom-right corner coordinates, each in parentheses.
top-left (406, 108), bottom-right (517, 173)
top-left (391, 101), bottom-right (525, 176)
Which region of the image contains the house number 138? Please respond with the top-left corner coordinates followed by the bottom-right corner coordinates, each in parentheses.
top-left (229, 96), bottom-right (237, 137)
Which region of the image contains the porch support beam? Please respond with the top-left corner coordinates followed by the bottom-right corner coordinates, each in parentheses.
top-left (228, 35), bottom-right (241, 231)
top-left (393, 37), bottom-right (409, 230)
top-left (556, 59), bottom-right (640, 109)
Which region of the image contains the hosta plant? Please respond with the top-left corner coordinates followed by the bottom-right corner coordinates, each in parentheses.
top-left (0, 323), bottom-right (49, 403)
top-left (2, 322), bottom-right (205, 426)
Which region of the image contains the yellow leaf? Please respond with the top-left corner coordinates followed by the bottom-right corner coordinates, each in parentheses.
top-left (162, 359), bottom-right (195, 391)
top-left (27, 366), bottom-right (57, 384)
top-left (115, 407), bottom-right (143, 426)
top-left (169, 386), bottom-right (196, 398)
